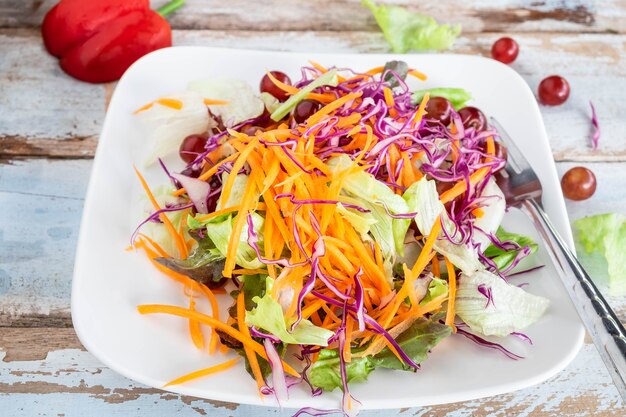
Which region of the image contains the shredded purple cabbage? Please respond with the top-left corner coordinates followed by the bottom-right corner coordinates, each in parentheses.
top-left (590, 100), bottom-right (600, 150)
top-left (455, 326), bottom-right (524, 360)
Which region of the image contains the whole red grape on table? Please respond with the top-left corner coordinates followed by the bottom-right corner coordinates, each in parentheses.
top-left (538, 75), bottom-right (570, 106)
top-left (561, 167), bottom-right (596, 201)
top-left (491, 37), bottom-right (519, 64)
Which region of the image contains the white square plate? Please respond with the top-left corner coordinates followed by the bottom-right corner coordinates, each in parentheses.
top-left (72, 47), bottom-right (584, 410)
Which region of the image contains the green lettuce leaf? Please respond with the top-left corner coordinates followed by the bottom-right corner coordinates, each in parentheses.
top-left (362, 0), bottom-right (461, 53)
top-left (329, 155), bottom-right (410, 260)
top-left (201, 212), bottom-right (265, 270)
top-left (455, 270), bottom-right (549, 337)
top-left (309, 318), bottom-right (451, 390)
top-left (271, 69), bottom-right (338, 121)
top-left (412, 88), bottom-right (472, 110)
top-left (154, 230), bottom-right (224, 285)
top-left (245, 278), bottom-right (334, 346)
top-left (227, 274), bottom-right (267, 319)
top-left (308, 349), bottom-right (375, 392)
top-left (369, 318), bottom-right (452, 371)
top-left (419, 277), bottom-right (448, 306)
top-left (484, 227), bottom-right (538, 271)
top-left (574, 213), bottom-right (626, 295)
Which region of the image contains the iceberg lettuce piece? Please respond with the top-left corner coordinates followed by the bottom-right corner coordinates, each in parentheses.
top-left (138, 91), bottom-right (210, 165)
top-left (455, 270), bottom-right (549, 337)
top-left (408, 177), bottom-right (484, 274)
top-left (188, 78), bottom-right (264, 127)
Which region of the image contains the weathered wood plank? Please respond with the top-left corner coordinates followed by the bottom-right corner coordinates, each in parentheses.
top-left (0, 159), bottom-right (90, 324)
top-left (1, 0), bottom-right (625, 33)
top-left (1, 159), bottom-right (625, 324)
top-left (1, 29), bottom-right (624, 161)
top-left (0, 330), bottom-right (624, 416)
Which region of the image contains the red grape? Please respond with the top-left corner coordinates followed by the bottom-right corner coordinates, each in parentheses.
top-left (561, 167), bottom-right (596, 201)
top-left (425, 96), bottom-right (453, 125)
top-left (180, 165), bottom-right (202, 179)
top-left (493, 141), bottom-right (508, 172)
top-left (458, 106), bottom-right (487, 131)
top-left (179, 134), bottom-right (208, 164)
top-left (538, 75), bottom-right (570, 106)
top-left (293, 99), bottom-right (322, 124)
top-left (240, 125), bottom-right (263, 136)
top-left (260, 71), bottom-right (291, 102)
top-left (491, 37), bottom-right (519, 64)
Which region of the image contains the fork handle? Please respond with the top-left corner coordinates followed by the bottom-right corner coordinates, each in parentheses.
top-left (521, 199), bottom-right (626, 400)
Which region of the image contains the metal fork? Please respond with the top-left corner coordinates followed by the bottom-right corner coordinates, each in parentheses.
top-left (491, 117), bottom-right (626, 400)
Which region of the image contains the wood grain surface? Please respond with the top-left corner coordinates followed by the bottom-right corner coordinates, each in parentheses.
top-left (1, 0), bottom-right (625, 33)
top-left (1, 0), bottom-right (626, 415)
top-left (1, 29), bottom-right (624, 161)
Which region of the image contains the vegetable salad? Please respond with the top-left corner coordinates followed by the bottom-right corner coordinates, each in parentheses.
top-left (131, 60), bottom-right (548, 414)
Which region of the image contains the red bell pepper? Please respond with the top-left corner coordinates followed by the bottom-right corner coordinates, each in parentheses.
top-left (42, 0), bottom-right (184, 83)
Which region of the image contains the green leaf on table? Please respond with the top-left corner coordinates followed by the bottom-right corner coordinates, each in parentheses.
top-left (574, 213), bottom-right (626, 296)
top-left (362, 0), bottom-right (461, 53)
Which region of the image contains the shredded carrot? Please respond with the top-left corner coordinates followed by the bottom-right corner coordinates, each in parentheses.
top-left (431, 256), bottom-right (440, 278)
top-left (440, 137), bottom-right (494, 203)
top-left (133, 167), bottom-right (188, 259)
top-left (265, 70), bottom-right (299, 95)
top-left (344, 317), bottom-right (354, 363)
top-left (164, 358), bottom-right (240, 387)
top-left (188, 283), bottom-right (205, 350)
top-left (198, 153), bottom-right (241, 181)
top-left (411, 92), bottom-right (430, 128)
top-left (219, 138), bottom-right (259, 209)
top-left (138, 305), bottom-right (300, 377)
top-left (197, 284), bottom-right (221, 354)
top-left (203, 98), bottom-right (229, 106)
top-left (444, 257), bottom-right (457, 329)
top-left (307, 92), bottom-right (363, 126)
top-left (408, 69), bottom-right (428, 81)
top-left (156, 98), bottom-right (183, 110)
top-left (472, 207), bottom-right (485, 218)
top-left (137, 234), bottom-right (169, 258)
top-left (133, 102), bottom-right (153, 114)
top-left (232, 268), bottom-right (268, 275)
top-left (383, 87), bottom-right (395, 107)
top-left (237, 292), bottom-right (265, 391)
top-left (223, 177), bottom-right (258, 278)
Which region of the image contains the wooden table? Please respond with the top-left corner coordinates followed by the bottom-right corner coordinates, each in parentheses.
top-left (1, 1), bottom-right (626, 415)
